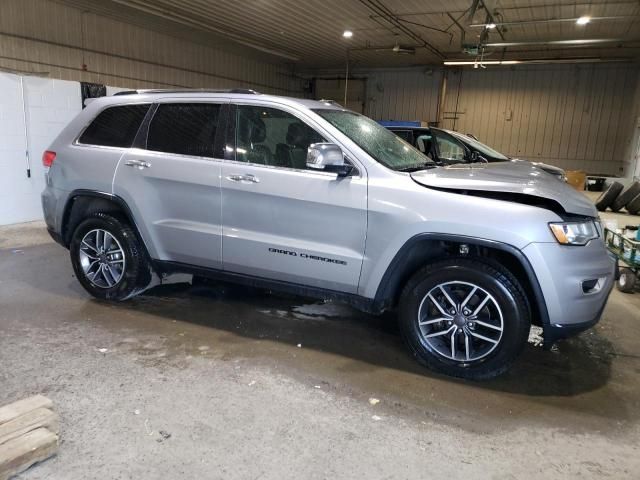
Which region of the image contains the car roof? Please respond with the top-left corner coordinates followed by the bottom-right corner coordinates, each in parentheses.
top-left (85, 89), bottom-right (346, 111)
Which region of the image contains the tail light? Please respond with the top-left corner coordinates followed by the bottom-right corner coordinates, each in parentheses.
top-left (42, 150), bottom-right (56, 168)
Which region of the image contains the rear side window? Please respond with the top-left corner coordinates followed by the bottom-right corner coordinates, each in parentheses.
top-left (79, 104), bottom-right (150, 147)
top-left (147, 103), bottom-right (221, 158)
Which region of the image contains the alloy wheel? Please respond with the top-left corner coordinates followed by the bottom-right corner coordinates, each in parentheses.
top-left (417, 281), bottom-right (504, 362)
top-left (79, 229), bottom-right (126, 288)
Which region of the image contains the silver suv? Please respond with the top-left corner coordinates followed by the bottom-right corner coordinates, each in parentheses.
top-left (41, 89), bottom-right (616, 379)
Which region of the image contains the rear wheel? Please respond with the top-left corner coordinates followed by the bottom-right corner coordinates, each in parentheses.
top-left (398, 258), bottom-right (531, 380)
top-left (70, 213), bottom-right (152, 300)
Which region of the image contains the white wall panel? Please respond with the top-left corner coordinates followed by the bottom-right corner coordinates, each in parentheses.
top-left (0, 73), bottom-right (29, 225)
top-left (0, 73), bottom-right (82, 226)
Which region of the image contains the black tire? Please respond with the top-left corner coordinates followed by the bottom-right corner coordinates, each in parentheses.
top-left (69, 212), bottom-right (152, 300)
top-left (617, 268), bottom-right (636, 293)
top-left (626, 193), bottom-right (640, 215)
top-left (611, 181), bottom-right (640, 212)
top-left (594, 181), bottom-right (623, 211)
top-left (398, 257), bottom-right (531, 380)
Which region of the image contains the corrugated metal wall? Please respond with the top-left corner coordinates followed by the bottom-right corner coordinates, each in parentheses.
top-left (357, 64), bottom-right (640, 176)
top-left (440, 65), bottom-right (639, 176)
top-left (622, 72), bottom-right (640, 179)
top-left (0, 0), bottom-right (303, 95)
top-left (365, 69), bottom-right (442, 124)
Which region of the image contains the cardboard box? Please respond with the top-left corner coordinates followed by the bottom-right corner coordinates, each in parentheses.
top-left (565, 170), bottom-right (586, 191)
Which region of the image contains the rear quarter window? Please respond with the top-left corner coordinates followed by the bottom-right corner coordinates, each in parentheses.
top-left (78, 104), bottom-right (150, 148)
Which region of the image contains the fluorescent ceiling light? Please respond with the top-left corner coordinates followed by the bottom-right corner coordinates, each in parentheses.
top-left (486, 23), bottom-right (496, 29)
top-left (484, 38), bottom-right (620, 47)
top-left (576, 16), bottom-right (591, 25)
top-left (443, 60), bottom-right (521, 66)
top-left (444, 58), bottom-right (615, 66)
top-left (343, 30), bottom-right (353, 38)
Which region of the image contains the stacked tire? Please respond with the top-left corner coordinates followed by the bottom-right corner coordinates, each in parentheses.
top-left (596, 181), bottom-right (640, 215)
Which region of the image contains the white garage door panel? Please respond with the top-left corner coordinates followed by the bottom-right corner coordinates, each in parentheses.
top-left (0, 73), bottom-right (30, 226)
top-left (0, 73), bottom-right (82, 226)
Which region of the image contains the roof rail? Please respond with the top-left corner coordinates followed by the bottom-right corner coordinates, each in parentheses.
top-left (113, 88), bottom-right (259, 96)
top-left (318, 99), bottom-right (343, 107)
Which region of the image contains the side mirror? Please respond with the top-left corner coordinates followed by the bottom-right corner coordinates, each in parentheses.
top-left (307, 143), bottom-right (353, 177)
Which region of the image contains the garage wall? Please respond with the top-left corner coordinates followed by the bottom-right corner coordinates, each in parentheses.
top-left (624, 73), bottom-right (640, 180)
top-left (0, 73), bottom-right (81, 226)
top-left (439, 64), bottom-right (640, 176)
top-left (0, 0), bottom-right (302, 95)
top-left (364, 68), bottom-right (443, 124)
top-left (332, 64), bottom-right (639, 176)
top-left (315, 78), bottom-right (367, 113)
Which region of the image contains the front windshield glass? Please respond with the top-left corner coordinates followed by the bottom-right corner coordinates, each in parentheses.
top-left (448, 130), bottom-right (509, 160)
top-left (313, 109), bottom-right (434, 171)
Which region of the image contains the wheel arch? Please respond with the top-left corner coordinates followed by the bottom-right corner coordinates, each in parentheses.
top-left (61, 190), bottom-right (150, 255)
top-left (372, 233), bottom-right (549, 327)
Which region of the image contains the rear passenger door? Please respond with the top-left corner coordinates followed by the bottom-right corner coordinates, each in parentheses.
top-left (113, 99), bottom-right (226, 268)
top-left (220, 103), bottom-right (367, 294)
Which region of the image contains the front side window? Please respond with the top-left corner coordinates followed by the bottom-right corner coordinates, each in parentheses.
top-left (79, 104), bottom-right (150, 147)
top-left (234, 105), bottom-right (325, 169)
top-left (433, 132), bottom-right (466, 163)
top-left (147, 103), bottom-right (221, 158)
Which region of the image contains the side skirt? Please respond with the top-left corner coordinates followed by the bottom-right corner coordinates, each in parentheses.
top-left (152, 260), bottom-right (381, 315)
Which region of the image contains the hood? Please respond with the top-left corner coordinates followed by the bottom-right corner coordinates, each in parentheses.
top-left (511, 158), bottom-right (566, 178)
top-left (411, 161), bottom-right (596, 217)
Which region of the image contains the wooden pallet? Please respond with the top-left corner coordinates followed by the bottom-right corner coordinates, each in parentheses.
top-left (0, 396), bottom-right (59, 480)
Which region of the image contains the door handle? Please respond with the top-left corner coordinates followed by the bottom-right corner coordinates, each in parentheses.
top-left (125, 159), bottom-right (151, 169)
top-left (226, 174), bottom-right (260, 183)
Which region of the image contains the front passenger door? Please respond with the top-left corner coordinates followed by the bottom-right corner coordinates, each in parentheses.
top-left (220, 104), bottom-right (367, 294)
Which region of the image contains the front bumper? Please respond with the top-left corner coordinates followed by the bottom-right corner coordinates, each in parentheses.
top-left (523, 240), bottom-right (616, 345)
top-left (542, 291), bottom-right (610, 348)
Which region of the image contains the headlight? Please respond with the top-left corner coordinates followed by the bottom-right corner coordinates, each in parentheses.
top-left (549, 220), bottom-right (599, 246)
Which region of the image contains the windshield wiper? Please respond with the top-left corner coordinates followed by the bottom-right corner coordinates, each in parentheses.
top-left (397, 163), bottom-right (437, 172)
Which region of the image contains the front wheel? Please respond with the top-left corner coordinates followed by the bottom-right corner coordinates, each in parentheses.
top-left (398, 258), bottom-right (531, 380)
top-left (69, 212), bottom-right (152, 301)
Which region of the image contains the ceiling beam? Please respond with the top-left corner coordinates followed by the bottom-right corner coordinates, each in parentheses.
top-left (358, 0), bottom-right (445, 59)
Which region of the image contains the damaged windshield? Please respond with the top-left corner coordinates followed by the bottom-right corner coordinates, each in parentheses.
top-left (313, 109), bottom-right (435, 172)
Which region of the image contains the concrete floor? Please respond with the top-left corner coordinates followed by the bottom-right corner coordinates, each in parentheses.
top-left (1, 197), bottom-right (640, 479)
